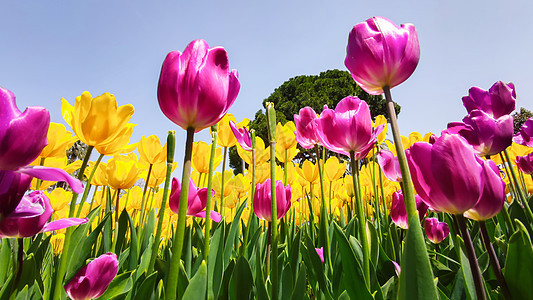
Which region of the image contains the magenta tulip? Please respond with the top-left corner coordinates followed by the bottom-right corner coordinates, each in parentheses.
top-left (317, 96), bottom-right (384, 158)
top-left (390, 190), bottom-right (428, 229)
top-left (462, 81), bottom-right (516, 118)
top-left (406, 133), bottom-right (497, 214)
top-left (376, 149), bottom-right (402, 182)
top-left (169, 178), bottom-right (222, 222)
top-left (294, 107), bottom-right (320, 149)
top-left (229, 120), bottom-right (252, 151)
top-left (64, 253), bottom-right (119, 300)
top-left (157, 39), bottom-right (240, 132)
top-left (464, 159), bottom-right (505, 221)
top-left (0, 87), bottom-right (49, 171)
top-left (316, 247), bottom-right (325, 263)
top-left (424, 218), bottom-right (450, 244)
top-left (0, 170), bottom-right (32, 219)
top-left (344, 16), bottom-right (420, 95)
top-left (446, 109), bottom-right (513, 156)
top-left (516, 153), bottom-right (533, 175)
top-left (254, 179), bottom-right (291, 222)
top-left (513, 118), bottom-right (533, 147)
top-left (0, 191), bottom-right (87, 238)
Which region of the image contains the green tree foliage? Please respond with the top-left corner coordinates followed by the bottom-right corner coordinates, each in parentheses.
top-left (229, 69), bottom-right (400, 173)
top-left (512, 107), bottom-right (533, 134)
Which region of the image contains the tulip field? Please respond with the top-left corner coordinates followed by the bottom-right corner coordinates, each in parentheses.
top-left (2, 16), bottom-right (533, 300)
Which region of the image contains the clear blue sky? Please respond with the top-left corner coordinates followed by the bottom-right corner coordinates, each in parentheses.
top-left (1, 0), bottom-right (532, 167)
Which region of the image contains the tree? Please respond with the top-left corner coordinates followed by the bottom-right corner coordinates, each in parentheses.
top-left (512, 107), bottom-right (533, 134)
top-left (229, 69), bottom-right (400, 173)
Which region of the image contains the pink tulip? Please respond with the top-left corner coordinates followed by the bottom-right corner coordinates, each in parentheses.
top-left (516, 153), bottom-right (533, 175)
top-left (514, 118), bottom-right (533, 147)
top-left (157, 39), bottom-right (240, 132)
top-left (390, 190), bottom-right (428, 229)
top-left (0, 170), bottom-right (32, 219)
top-left (464, 160), bottom-right (506, 221)
top-left (169, 178), bottom-right (222, 222)
top-left (64, 253), bottom-right (119, 300)
top-left (0, 191), bottom-right (87, 238)
top-left (315, 247), bottom-right (325, 263)
top-left (253, 179), bottom-right (291, 222)
top-left (229, 120), bottom-right (252, 151)
top-left (344, 16), bottom-right (420, 95)
top-left (376, 149), bottom-right (402, 182)
top-left (424, 218), bottom-right (450, 244)
top-left (406, 133), bottom-right (497, 214)
top-left (294, 107), bottom-right (320, 149)
top-left (462, 81), bottom-right (516, 119)
top-left (317, 96), bottom-right (384, 158)
top-left (446, 110), bottom-right (513, 156)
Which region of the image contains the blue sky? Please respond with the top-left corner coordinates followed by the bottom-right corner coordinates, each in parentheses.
top-left (1, 0), bottom-right (532, 166)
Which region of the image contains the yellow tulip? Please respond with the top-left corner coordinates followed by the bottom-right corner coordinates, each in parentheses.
top-left (144, 161), bottom-right (178, 189)
top-left (276, 145), bottom-right (298, 163)
top-left (192, 141), bottom-right (222, 174)
top-left (30, 157), bottom-right (82, 190)
top-left (214, 114), bottom-right (250, 148)
top-left (423, 132), bottom-right (435, 143)
top-left (139, 135), bottom-right (167, 165)
top-left (126, 186), bottom-right (143, 211)
top-left (254, 162), bottom-right (270, 184)
top-left (373, 115), bottom-right (388, 144)
top-left (324, 157), bottom-right (346, 182)
top-left (237, 136), bottom-right (270, 166)
top-left (50, 233), bottom-right (65, 254)
top-left (106, 153), bottom-right (144, 190)
top-left (39, 122), bottom-right (77, 159)
top-left (46, 188), bottom-right (72, 211)
top-left (85, 161), bottom-right (108, 186)
top-left (276, 121), bottom-right (297, 150)
top-left (296, 160), bottom-right (319, 184)
top-left (343, 175), bottom-right (355, 198)
top-left (61, 91), bottom-right (135, 148)
top-left (213, 170), bottom-right (234, 199)
top-left (408, 132), bottom-right (424, 147)
top-left (231, 173), bottom-right (250, 199)
top-left (95, 129), bottom-right (138, 156)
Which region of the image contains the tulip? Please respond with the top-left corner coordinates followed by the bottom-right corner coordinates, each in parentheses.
top-left (324, 157), bottom-right (346, 182)
top-left (446, 110), bottom-right (513, 156)
top-left (462, 81), bottom-right (516, 118)
top-left (157, 39), bottom-right (240, 132)
top-left (229, 120), bottom-right (252, 151)
top-left (276, 121), bottom-right (297, 150)
top-left (61, 91), bottom-right (135, 150)
top-left (464, 160), bottom-right (506, 221)
top-left (406, 133), bottom-right (498, 214)
top-left (373, 115), bottom-right (388, 144)
top-left (169, 178), bottom-right (222, 222)
top-left (64, 253), bottom-right (119, 300)
top-left (424, 218), bottom-right (450, 244)
top-left (38, 122), bottom-right (77, 159)
top-left (216, 114), bottom-right (249, 148)
top-left (344, 17), bottom-right (420, 95)
top-left (376, 149), bottom-right (402, 182)
top-left (192, 141), bottom-right (222, 174)
top-left (105, 153), bottom-right (144, 190)
top-left (0, 170), bottom-right (32, 218)
top-left (316, 247), bottom-right (325, 263)
top-left (294, 107), bottom-right (320, 149)
top-left (237, 136), bottom-right (270, 165)
top-left (253, 178), bottom-right (291, 222)
top-left (317, 96), bottom-right (384, 158)
top-left (514, 117), bottom-right (533, 147)
top-left (390, 190), bottom-right (428, 229)
top-left (296, 160), bottom-right (319, 184)
top-left (516, 153), bottom-right (533, 174)
top-left (0, 86), bottom-right (50, 171)
top-left (0, 191), bottom-right (87, 238)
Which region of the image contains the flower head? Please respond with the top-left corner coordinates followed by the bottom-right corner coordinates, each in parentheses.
top-left (169, 178), bottom-right (222, 222)
top-left (424, 218), bottom-right (450, 244)
top-left (229, 120), bottom-right (252, 151)
top-left (514, 118), bottom-right (533, 147)
top-left (294, 107), bottom-right (320, 149)
top-left (462, 81), bottom-right (516, 118)
top-left (390, 190), bottom-right (428, 229)
top-left (517, 153), bottom-right (533, 175)
top-left (253, 179), bottom-right (291, 222)
top-left (64, 253), bottom-right (119, 300)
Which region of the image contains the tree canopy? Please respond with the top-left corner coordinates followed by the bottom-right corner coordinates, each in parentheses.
top-left (229, 69), bottom-right (400, 173)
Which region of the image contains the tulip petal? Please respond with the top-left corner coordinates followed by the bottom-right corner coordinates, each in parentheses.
top-left (18, 166), bottom-right (84, 194)
top-left (42, 218), bottom-right (88, 232)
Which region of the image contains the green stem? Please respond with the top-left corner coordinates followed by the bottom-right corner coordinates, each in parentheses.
top-left (503, 149), bottom-right (533, 223)
top-left (349, 152), bottom-right (370, 288)
top-left (166, 128), bottom-right (194, 300)
top-left (111, 189), bottom-right (121, 252)
top-left (456, 215), bottom-right (486, 300)
top-left (76, 153), bottom-right (104, 217)
top-left (315, 145), bottom-right (333, 276)
top-left (50, 145), bottom-right (94, 300)
top-left (242, 131), bottom-right (257, 257)
top-left (12, 238), bottom-right (24, 293)
top-left (479, 221), bottom-right (511, 299)
top-left (205, 125), bottom-right (217, 261)
top-left (138, 163), bottom-right (153, 233)
top-left (220, 146), bottom-right (227, 218)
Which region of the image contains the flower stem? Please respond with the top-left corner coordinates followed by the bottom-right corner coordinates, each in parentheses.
top-left (349, 152), bottom-right (370, 288)
top-left (503, 149), bottom-right (533, 223)
top-left (266, 103), bottom-right (279, 299)
top-left (205, 125), bottom-right (217, 260)
top-left (12, 238), bottom-right (24, 294)
top-left (76, 153), bottom-right (104, 217)
top-left (479, 221), bottom-right (511, 299)
top-left (242, 131), bottom-right (257, 257)
top-left (166, 127), bottom-right (195, 300)
top-left (220, 147), bottom-right (228, 217)
top-left (138, 163), bottom-right (153, 230)
top-left (315, 145), bottom-right (333, 277)
top-left (456, 215), bottom-right (486, 300)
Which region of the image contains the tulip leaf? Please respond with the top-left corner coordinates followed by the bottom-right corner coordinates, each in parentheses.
top-left (140, 210), bottom-right (156, 254)
top-left (290, 264), bottom-right (307, 300)
top-left (366, 220), bottom-right (379, 267)
top-left (455, 236), bottom-right (475, 300)
top-left (126, 210), bottom-right (139, 272)
top-left (301, 232), bottom-right (333, 300)
top-left (224, 201), bottom-right (246, 264)
top-left (333, 223), bottom-right (372, 300)
top-left (133, 271), bottom-right (158, 300)
top-left (96, 270), bottom-right (133, 299)
top-left (280, 263), bottom-right (293, 300)
top-left (115, 209), bottom-right (130, 254)
top-left (0, 239), bottom-right (11, 286)
top-left (228, 256), bottom-right (254, 300)
top-left (181, 260), bottom-right (207, 300)
top-left (504, 219), bottom-right (533, 300)
top-left (208, 222), bottom-right (225, 300)
top-left (397, 215), bottom-right (439, 300)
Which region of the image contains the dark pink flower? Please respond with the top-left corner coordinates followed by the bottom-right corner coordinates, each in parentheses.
top-left (514, 118), bottom-right (533, 147)
top-left (464, 160), bottom-right (506, 221)
top-left (317, 96), bottom-right (384, 158)
top-left (315, 247), bottom-right (324, 263)
top-left (229, 120), bottom-right (252, 151)
top-left (345, 16), bottom-right (420, 95)
top-left (0, 191), bottom-right (87, 238)
top-left (390, 190), bottom-right (428, 229)
top-left (157, 39), bottom-right (240, 132)
top-left (253, 179), bottom-right (291, 222)
top-left (0, 170), bottom-right (32, 219)
top-left (424, 218), bottom-right (450, 244)
top-left (462, 81), bottom-right (516, 118)
top-left (516, 153), bottom-right (533, 175)
top-left (64, 253), bottom-right (119, 300)
top-left (169, 178), bottom-right (222, 222)
top-left (294, 107), bottom-right (320, 149)
top-left (376, 149), bottom-right (402, 182)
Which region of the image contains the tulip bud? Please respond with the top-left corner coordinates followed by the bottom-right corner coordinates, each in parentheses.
top-left (64, 253), bottom-right (119, 300)
top-left (253, 179), bottom-right (291, 222)
top-left (390, 190), bottom-right (428, 229)
top-left (514, 118), bottom-right (533, 147)
top-left (424, 218), bottom-right (450, 244)
top-left (516, 153), bottom-right (533, 175)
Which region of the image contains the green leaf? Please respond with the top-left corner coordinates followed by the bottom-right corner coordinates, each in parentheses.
top-left (456, 236), bottom-right (475, 300)
top-left (208, 223), bottom-right (225, 300)
top-left (96, 271), bottom-right (133, 299)
top-left (127, 210), bottom-right (139, 272)
top-left (229, 256), bottom-right (254, 300)
top-left (290, 264), bottom-right (307, 300)
top-left (280, 263), bottom-right (293, 300)
top-left (397, 215), bottom-right (438, 299)
top-left (333, 223), bottom-right (372, 300)
top-left (504, 219), bottom-right (533, 300)
top-left (224, 201), bottom-right (246, 264)
top-left (133, 271), bottom-right (158, 300)
top-left (0, 239), bottom-right (11, 286)
top-left (366, 220), bottom-right (379, 267)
